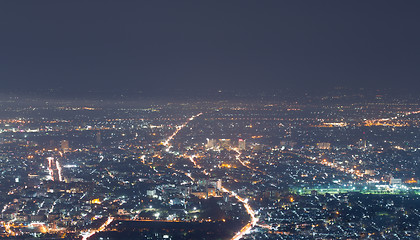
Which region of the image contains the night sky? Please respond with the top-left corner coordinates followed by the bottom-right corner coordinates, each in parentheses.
top-left (0, 1), bottom-right (419, 94)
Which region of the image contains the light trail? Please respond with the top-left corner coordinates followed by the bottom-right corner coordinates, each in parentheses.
top-left (47, 156), bottom-right (63, 182)
top-left (47, 157), bottom-right (54, 181)
top-left (81, 216), bottom-right (114, 240)
top-left (2, 203), bottom-right (17, 236)
top-left (160, 113), bottom-right (258, 239)
top-left (232, 148), bottom-right (270, 179)
top-left (1, 206), bottom-right (13, 236)
top-left (256, 223), bottom-right (272, 229)
top-left (222, 187), bottom-right (258, 240)
top-left (56, 160), bottom-right (63, 181)
top-left (2, 221), bottom-right (14, 236)
top-left (318, 158), bottom-right (364, 178)
top-left (231, 148), bottom-right (262, 173)
top-left (105, 168), bottom-right (115, 178)
top-left (280, 150), bottom-right (363, 179)
top-left (231, 148), bottom-right (249, 169)
top-left (363, 110), bottom-right (420, 127)
top-left (162, 112), bottom-right (202, 167)
top-left (162, 113), bottom-right (202, 147)
top-left (183, 153), bottom-right (198, 166)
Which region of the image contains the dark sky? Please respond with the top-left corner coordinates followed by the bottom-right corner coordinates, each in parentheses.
top-left (0, 1), bottom-right (419, 94)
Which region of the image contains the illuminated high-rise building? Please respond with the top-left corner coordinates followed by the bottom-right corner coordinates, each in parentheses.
top-left (216, 179), bottom-right (222, 190)
top-left (238, 139), bottom-right (246, 150)
top-left (206, 138), bottom-right (217, 148)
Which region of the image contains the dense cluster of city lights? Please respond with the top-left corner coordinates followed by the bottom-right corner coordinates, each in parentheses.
top-left (162, 113), bottom-right (258, 240)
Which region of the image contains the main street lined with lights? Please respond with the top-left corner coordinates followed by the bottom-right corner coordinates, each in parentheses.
top-left (162, 113), bottom-right (259, 240)
top-left (81, 217), bottom-right (114, 240)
